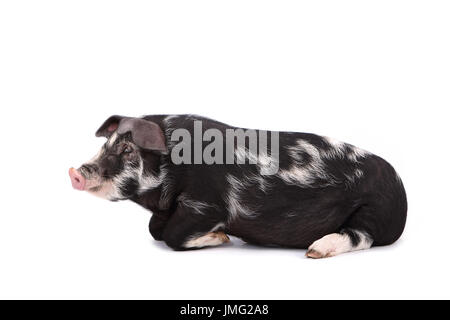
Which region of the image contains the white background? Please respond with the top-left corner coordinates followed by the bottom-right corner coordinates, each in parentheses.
top-left (0, 1), bottom-right (449, 299)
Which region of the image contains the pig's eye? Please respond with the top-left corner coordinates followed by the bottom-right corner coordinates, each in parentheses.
top-left (121, 145), bottom-right (133, 154)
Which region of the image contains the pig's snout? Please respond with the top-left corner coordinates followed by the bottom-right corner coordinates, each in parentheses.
top-left (69, 167), bottom-right (86, 191)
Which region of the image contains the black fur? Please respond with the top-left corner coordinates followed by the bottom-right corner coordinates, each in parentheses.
top-left (119, 177), bottom-right (140, 198)
top-left (116, 114), bottom-right (408, 252)
top-left (75, 114), bottom-right (407, 253)
top-left (340, 228), bottom-right (362, 247)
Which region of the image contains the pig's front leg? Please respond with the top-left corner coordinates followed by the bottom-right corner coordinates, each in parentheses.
top-left (161, 205), bottom-right (229, 251)
top-left (149, 211), bottom-right (171, 241)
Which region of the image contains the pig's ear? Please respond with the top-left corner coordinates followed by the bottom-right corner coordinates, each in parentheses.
top-left (95, 115), bottom-right (127, 138)
top-left (117, 118), bottom-right (167, 153)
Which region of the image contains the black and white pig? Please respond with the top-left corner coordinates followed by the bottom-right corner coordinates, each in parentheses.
top-left (69, 114), bottom-right (407, 258)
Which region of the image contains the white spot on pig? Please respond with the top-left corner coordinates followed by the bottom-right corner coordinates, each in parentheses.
top-left (322, 136), bottom-right (346, 159)
top-left (347, 145), bottom-right (370, 162)
top-left (234, 146), bottom-right (278, 178)
top-left (279, 138), bottom-right (370, 187)
top-left (225, 174), bottom-right (260, 221)
top-left (306, 230), bottom-right (373, 259)
top-left (278, 140), bottom-right (332, 186)
top-left (354, 168), bottom-right (364, 179)
top-left (177, 194), bottom-right (219, 215)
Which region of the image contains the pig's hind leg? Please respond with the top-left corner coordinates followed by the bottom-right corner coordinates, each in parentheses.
top-left (306, 206), bottom-right (377, 259)
top-left (305, 229), bottom-right (373, 259)
top-left (305, 204), bottom-right (379, 258)
top-left (306, 184), bottom-right (407, 258)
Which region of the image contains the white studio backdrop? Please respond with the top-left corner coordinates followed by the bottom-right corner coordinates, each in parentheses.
top-left (0, 1), bottom-right (449, 299)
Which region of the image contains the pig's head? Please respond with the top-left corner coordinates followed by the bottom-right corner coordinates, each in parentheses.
top-left (69, 115), bottom-right (167, 201)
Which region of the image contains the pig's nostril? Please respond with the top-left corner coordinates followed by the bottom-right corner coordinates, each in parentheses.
top-left (69, 167), bottom-right (86, 191)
